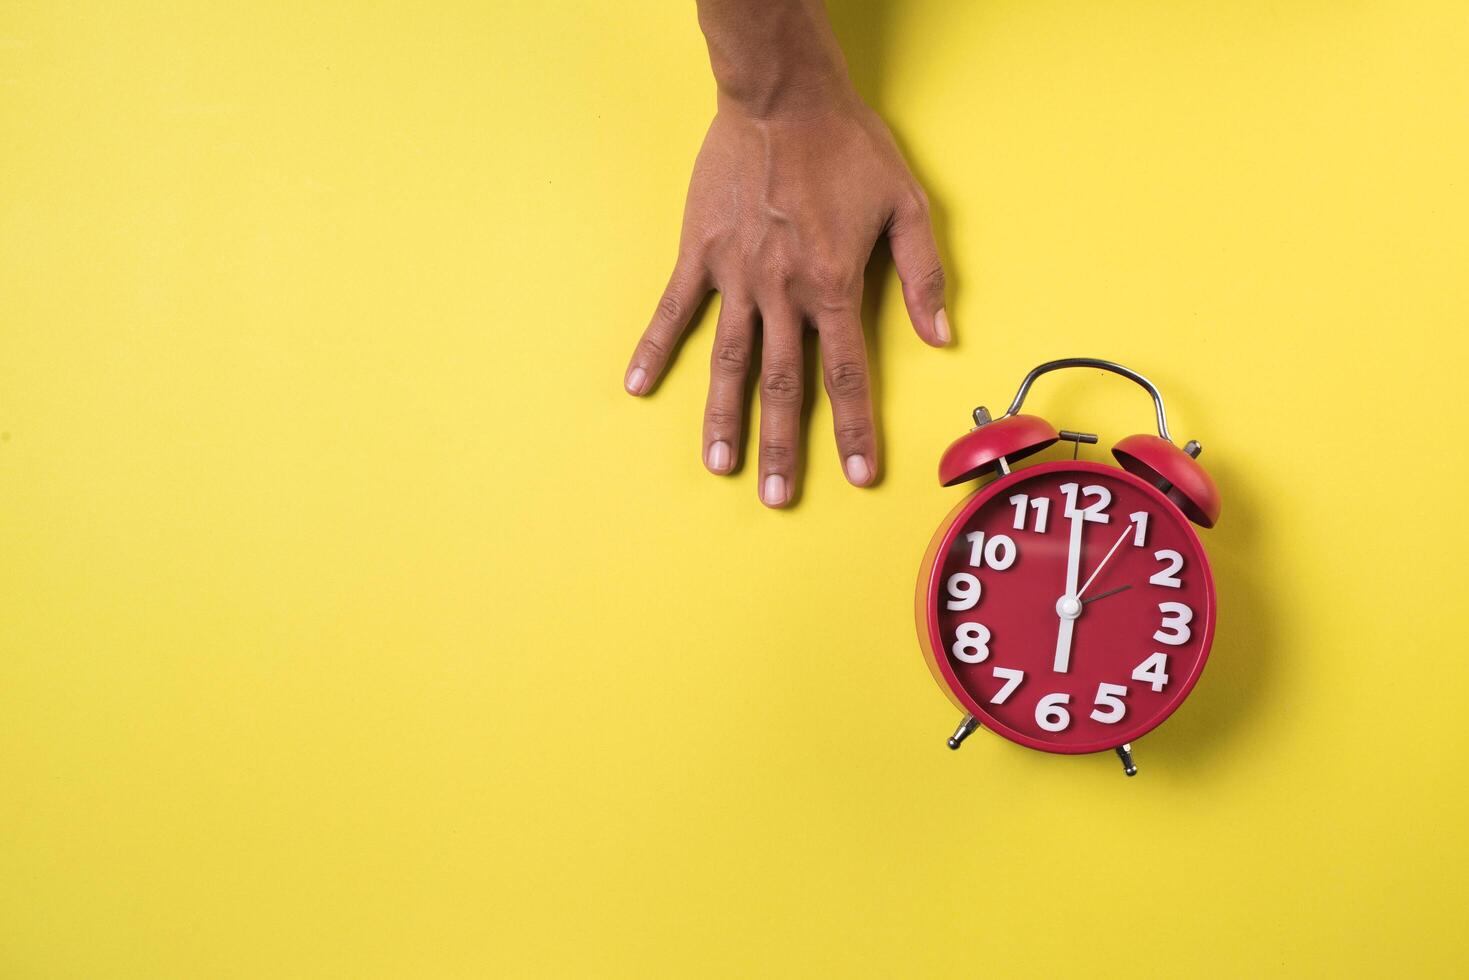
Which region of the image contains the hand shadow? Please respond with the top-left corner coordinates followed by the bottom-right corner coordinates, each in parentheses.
top-left (827, 0), bottom-right (959, 316)
top-left (827, 1), bottom-right (891, 113)
top-left (775, 2), bottom-right (957, 503)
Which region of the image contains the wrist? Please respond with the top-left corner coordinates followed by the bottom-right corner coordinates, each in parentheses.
top-left (699, 1), bottom-right (856, 119)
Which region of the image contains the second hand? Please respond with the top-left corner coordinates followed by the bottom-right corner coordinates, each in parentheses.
top-left (1077, 519), bottom-right (1138, 599)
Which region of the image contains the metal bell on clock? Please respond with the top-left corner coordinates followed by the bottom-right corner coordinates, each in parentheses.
top-left (938, 413), bottom-right (1059, 486)
top-left (1112, 434), bottom-right (1221, 528)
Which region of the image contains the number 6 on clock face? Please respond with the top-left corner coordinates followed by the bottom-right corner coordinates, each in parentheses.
top-left (920, 461), bottom-right (1216, 755)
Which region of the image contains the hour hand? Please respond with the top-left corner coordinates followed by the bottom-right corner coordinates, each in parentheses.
top-left (1053, 597), bottom-right (1080, 672)
top-left (1083, 584), bottom-right (1132, 605)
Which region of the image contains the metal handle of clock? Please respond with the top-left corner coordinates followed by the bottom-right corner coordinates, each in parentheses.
top-left (1002, 357), bottom-right (1173, 443)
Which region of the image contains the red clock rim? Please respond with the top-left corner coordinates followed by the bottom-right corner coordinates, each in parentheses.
top-left (920, 459), bottom-right (1217, 755)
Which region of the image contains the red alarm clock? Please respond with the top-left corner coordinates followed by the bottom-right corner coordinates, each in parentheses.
top-left (915, 358), bottom-right (1221, 776)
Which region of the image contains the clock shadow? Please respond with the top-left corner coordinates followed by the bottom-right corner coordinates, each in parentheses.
top-left (1137, 453), bottom-right (1276, 778)
top-left (992, 380), bottom-right (1274, 777)
top-left (821, 2), bottom-right (1269, 771)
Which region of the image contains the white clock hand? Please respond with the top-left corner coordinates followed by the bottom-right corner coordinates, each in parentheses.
top-left (1063, 512), bottom-right (1084, 598)
top-left (1077, 515), bottom-right (1140, 600)
top-left (1052, 617), bottom-right (1075, 674)
top-left (1052, 511), bottom-right (1086, 673)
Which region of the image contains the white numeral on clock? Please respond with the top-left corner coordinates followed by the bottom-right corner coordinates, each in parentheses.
top-left (1150, 550), bottom-right (1184, 588)
top-left (1060, 483), bottom-right (1112, 523)
top-left (1035, 692), bottom-right (1071, 732)
top-left (1132, 652), bottom-right (1170, 692)
top-left (951, 622), bottom-right (991, 663)
top-left (987, 667), bottom-right (1022, 705)
top-left (1007, 494), bottom-right (1050, 533)
top-left (1154, 601), bottom-right (1193, 645)
top-left (965, 532), bottom-right (1017, 571)
top-left (946, 572), bottom-right (981, 610)
top-left (1090, 682), bottom-right (1129, 723)
top-left (1130, 511), bottom-right (1149, 546)
top-left (990, 666), bottom-right (1024, 704)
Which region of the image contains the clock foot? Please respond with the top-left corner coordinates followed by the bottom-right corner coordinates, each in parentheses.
top-left (947, 714), bottom-right (980, 750)
top-left (1114, 743), bottom-right (1138, 777)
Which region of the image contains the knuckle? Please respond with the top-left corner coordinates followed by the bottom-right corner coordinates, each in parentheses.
top-left (910, 261), bottom-right (946, 295)
top-left (639, 333), bottom-right (669, 360)
top-left (760, 367), bottom-right (802, 404)
top-left (705, 407), bottom-right (741, 431)
top-left (837, 418), bottom-right (872, 444)
top-left (683, 232), bottom-right (718, 263)
top-left (903, 186), bottom-right (931, 217)
top-left (760, 440), bottom-right (795, 467)
top-left (656, 290), bottom-right (685, 324)
top-left (810, 256), bottom-right (856, 298)
top-left (825, 359), bottom-right (868, 399)
top-left (759, 251), bottom-right (796, 289)
top-left (712, 339), bottom-right (750, 376)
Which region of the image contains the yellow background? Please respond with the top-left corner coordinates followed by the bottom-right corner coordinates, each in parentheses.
top-left (3, 1), bottom-right (1467, 976)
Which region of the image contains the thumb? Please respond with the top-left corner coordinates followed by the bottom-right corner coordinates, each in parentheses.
top-left (888, 194), bottom-right (950, 347)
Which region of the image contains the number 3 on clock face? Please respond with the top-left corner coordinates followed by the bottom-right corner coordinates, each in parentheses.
top-left (919, 461), bottom-right (1216, 755)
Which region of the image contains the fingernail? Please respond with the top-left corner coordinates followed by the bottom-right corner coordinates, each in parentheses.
top-left (625, 366), bottom-right (648, 395)
top-left (762, 474), bottom-right (788, 507)
top-left (845, 454), bottom-right (872, 486)
top-left (934, 309), bottom-right (951, 346)
top-left (707, 440), bottom-right (732, 473)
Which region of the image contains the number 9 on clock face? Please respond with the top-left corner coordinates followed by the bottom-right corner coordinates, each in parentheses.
top-left (917, 461), bottom-right (1217, 754)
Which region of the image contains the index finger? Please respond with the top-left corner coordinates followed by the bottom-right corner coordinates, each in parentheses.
top-left (624, 256), bottom-right (708, 396)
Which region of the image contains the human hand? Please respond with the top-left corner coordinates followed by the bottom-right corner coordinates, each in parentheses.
top-left (624, 4), bottom-right (949, 508)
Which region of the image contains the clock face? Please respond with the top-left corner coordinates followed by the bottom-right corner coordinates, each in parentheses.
top-left (921, 461), bottom-right (1215, 754)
